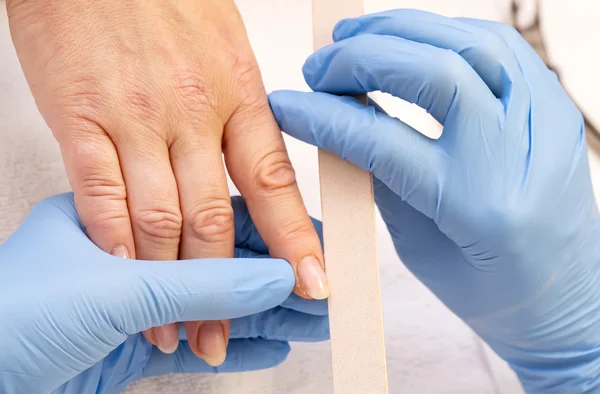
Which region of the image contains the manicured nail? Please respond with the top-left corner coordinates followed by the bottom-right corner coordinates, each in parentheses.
top-left (110, 244), bottom-right (130, 259)
top-left (155, 324), bottom-right (179, 354)
top-left (198, 321), bottom-right (227, 367)
top-left (297, 256), bottom-right (330, 300)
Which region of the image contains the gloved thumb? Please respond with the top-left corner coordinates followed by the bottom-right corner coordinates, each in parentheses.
top-left (104, 257), bottom-right (296, 336)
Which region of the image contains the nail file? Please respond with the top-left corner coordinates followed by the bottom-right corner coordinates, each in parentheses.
top-left (312, 1), bottom-right (389, 393)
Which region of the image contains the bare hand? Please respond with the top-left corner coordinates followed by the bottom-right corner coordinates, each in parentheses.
top-left (7, 0), bottom-right (328, 366)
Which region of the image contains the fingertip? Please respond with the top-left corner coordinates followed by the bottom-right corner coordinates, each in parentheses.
top-left (267, 90), bottom-right (291, 123)
top-left (297, 255), bottom-right (330, 300)
top-left (267, 341), bottom-right (291, 367)
top-left (261, 258), bottom-right (297, 297)
top-left (302, 52), bottom-right (326, 89)
top-left (223, 340), bottom-right (290, 372)
top-left (228, 340), bottom-right (290, 370)
top-left (268, 90), bottom-right (297, 116)
top-left (268, 91), bottom-right (319, 145)
top-left (332, 17), bottom-right (362, 42)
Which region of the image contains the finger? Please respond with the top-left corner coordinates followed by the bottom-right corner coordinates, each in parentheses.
top-left (269, 90), bottom-right (443, 219)
top-left (109, 257), bottom-right (294, 335)
top-left (230, 307), bottom-right (330, 342)
top-left (170, 124), bottom-right (234, 260)
top-left (331, 9), bottom-right (525, 100)
top-left (56, 121), bottom-right (135, 259)
top-left (176, 307), bottom-right (329, 341)
top-left (279, 293), bottom-right (328, 316)
top-left (143, 339), bottom-right (290, 378)
top-left (224, 97), bottom-right (329, 300)
top-left (231, 196), bottom-right (328, 314)
top-left (113, 130), bottom-right (182, 355)
top-left (231, 195), bottom-right (323, 254)
top-left (302, 34), bottom-right (503, 126)
top-left (169, 119), bottom-right (234, 366)
top-left (454, 18), bottom-right (561, 92)
top-left (456, 18), bottom-right (582, 194)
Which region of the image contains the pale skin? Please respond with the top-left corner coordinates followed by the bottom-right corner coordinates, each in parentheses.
top-left (6, 0), bottom-right (329, 366)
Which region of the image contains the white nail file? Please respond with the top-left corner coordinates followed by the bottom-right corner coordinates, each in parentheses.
top-left (312, 1), bottom-right (389, 393)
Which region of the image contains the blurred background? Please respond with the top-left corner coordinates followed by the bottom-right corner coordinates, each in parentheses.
top-left (1, 0), bottom-right (598, 393)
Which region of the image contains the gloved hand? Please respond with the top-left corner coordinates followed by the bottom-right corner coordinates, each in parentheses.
top-left (0, 194), bottom-right (329, 394)
top-left (269, 9), bottom-right (600, 393)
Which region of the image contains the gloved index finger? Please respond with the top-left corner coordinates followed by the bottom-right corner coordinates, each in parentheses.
top-left (269, 90), bottom-right (446, 220)
top-left (302, 34), bottom-right (503, 126)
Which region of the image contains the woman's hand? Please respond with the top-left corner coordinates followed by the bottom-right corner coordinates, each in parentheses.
top-left (6, 0), bottom-right (328, 363)
top-left (0, 193), bottom-right (328, 394)
top-left (270, 9), bottom-right (600, 393)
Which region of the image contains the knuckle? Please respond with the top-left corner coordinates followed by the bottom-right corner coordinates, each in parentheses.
top-left (439, 50), bottom-right (471, 83)
top-left (54, 86), bottom-right (105, 129)
top-left (124, 88), bottom-right (157, 116)
top-left (186, 199), bottom-right (234, 243)
top-left (82, 209), bottom-right (131, 236)
top-left (471, 33), bottom-right (513, 67)
top-left (229, 51), bottom-right (267, 112)
top-left (230, 50), bottom-right (261, 93)
top-left (171, 68), bottom-right (216, 116)
top-left (77, 167), bottom-right (126, 201)
top-left (465, 196), bottom-right (530, 244)
top-left (252, 148), bottom-right (297, 196)
top-left (276, 217), bottom-right (316, 244)
top-left (422, 50), bottom-right (465, 103)
top-left (479, 33), bottom-right (509, 56)
top-left (494, 23), bottom-right (523, 43)
top-left (67, 137), bottom-right (127, 203)
top-left (132, 207), bottom-right (183, 242)
top-left (121, 81), bottom-right (164, 122)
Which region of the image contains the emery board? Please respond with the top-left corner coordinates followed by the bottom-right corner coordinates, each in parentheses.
top-left (312, 1), bottom-right (389, 393)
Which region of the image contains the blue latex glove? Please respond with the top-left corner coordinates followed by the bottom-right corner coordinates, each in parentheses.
top-left (0, 193), bottom-right (329, 394)
top-left (269, 9), bottom-right (600, 393)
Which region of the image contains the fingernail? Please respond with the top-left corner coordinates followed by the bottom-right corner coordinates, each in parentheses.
top-left (110, 244), bottom-right (130, 259)
top-left (155, 324), bottom-right (179, 354)
top-left (297, 256), bottom-right (330, 300)
top-left (198, 321), bottom-right (227, 367)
